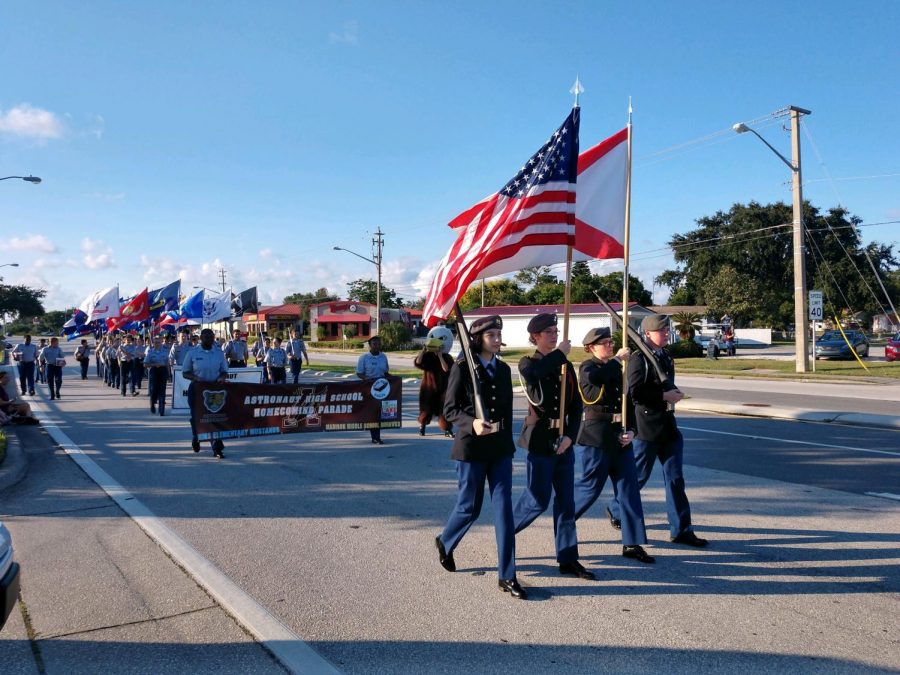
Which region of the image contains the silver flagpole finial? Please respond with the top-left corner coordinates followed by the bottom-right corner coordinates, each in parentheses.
top-left (570, 77), bottom-right (584, 107)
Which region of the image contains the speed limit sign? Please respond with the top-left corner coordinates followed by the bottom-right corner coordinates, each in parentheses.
top-left (809, 290), bottom-right (823, 321)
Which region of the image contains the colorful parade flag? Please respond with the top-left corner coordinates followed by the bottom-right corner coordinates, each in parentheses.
top-left (203, 289), bottom-right (233, 323)
top-left (423, 108), bottom-right (580, 326)
top-left (60, 309), bottom-right (88, 337)
top-left (231, 286), bottom-right (259, 317)
top-left (573, 127), bottom-right (628, 260)
top-left (179, 289), bottom-right (204, 320)
top-left (148, 280), bottom-right (182, 320)
top-left (107, 288), bottom-right (150, 332)
top-left (79, 286), bottom-right (120, 321)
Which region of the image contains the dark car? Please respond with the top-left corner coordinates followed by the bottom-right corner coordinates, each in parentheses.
top-left (886, 332), bottom-right (899, 362)
top-left (1, 521), bottom-right (20, 630)
top-left (814, 330), bottom-right (869, 360)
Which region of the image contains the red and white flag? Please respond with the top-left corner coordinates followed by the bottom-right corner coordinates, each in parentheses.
top-left (574, 127), bottom-right (627, 260)
top-left (106, 288), bottom-right (149, 331)
top-left (423, 108), bottom-right (580, 326)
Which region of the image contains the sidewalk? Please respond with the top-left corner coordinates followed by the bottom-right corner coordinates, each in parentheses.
top-left (0, 427), bottom-right (286, 675)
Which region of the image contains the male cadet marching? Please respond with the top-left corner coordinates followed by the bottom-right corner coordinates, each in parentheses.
top-left (223, 329), bottom-right (249, 367)
top-left (117, 335), bottom-right (138, 397)
top-left (168, 330), bottom-right (193, 372)
top-left (264, 337), bottom-right (287, 384)
top-left (286, 328), bottom-right (309, 383)
top-left (356, 336), bottom-right (389, 444)
top-left (12, 334), bottom-right (38, 396)
top-left (75, 339), bottom-right (91, 380)
top-left (435, 316), bottom-right (524, 599)
top-left (143, 334), bottom-right (170, 416)
top-left (513, 313), bottom-right (595, 580)
top-left (106, 337), bottom-right (121, 389)
top-left (36, 338), bottom-right (47, 385)
top-left (573, 327), bottom-right (654, 565)
top-left (133, 336), bottom-right (146, 393)
top-left (39, 337), bottom-right (65, 400)
top-left (182, 328), bottom-right (228, 459)
top-left (608, 314), bottom-right (708, 547)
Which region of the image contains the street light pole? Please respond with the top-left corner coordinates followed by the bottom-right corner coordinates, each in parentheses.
top-left (734, 106), bottom-right (811, 373)
top-left (334, 232), bottom-right (384, 335)
top-left (0, 175), bottom-right (41, 184)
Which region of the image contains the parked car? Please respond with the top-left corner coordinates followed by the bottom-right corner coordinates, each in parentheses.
top-left (814, 330), bottom-right (870, 360)
top-left (886, 332), bottom-right (900, 362)
top-left (1, 521), bottom-right (20, 630)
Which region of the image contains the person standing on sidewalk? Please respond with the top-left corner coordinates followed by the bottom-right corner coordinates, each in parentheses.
top-left (356, 336), bottom-right (389, 445)
top-left (608, 314), bottom-right (708, 548)
top-left (12, 334), bottom-right (38, 396)
top-left (74, 339), bottom-right (91, 380)
top-left (39, 337), bottom-right (65, 400)
top-left (435, 316), bottom-right (525, 600)
top-left (182, 328), bottom-right (228, 459)
top-left (144, 334), bottom-right (170, 416)
top-left (286, 329), bottom-right (309, 383)
top-left (573, 327), bottom-right (654, 565)
top-left (512, 313), bottom-right (595, 581)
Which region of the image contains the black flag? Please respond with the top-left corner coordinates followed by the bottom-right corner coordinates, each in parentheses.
top-left (231, 287), bottom-right (259, 317)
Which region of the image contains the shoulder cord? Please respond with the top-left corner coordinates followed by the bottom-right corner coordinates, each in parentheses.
top-left (578, 377), bottom-right (604, 405)
top-left (517, 372), bottom-right (544, 410)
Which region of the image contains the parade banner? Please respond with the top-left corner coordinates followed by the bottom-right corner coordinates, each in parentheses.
top-left (171, 367), bottom-right (264, 410)
top-left (192, 376), bottom-right (403, 441)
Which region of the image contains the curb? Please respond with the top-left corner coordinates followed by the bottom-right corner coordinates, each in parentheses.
top-left (0, 429), bottom-right (27, 493)
top-left (679, 399), bottom-right (900, 431)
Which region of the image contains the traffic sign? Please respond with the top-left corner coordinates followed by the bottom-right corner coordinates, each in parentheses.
top-left (809, 290), bottom-right (824, 321)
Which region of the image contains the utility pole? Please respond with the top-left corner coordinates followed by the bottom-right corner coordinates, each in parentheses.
top-left (218, 268), bottom-right (227, 293)
top-left (790, 106), bottom-right (810, 373)
top-left (372, 228), bottom-right (384, 335)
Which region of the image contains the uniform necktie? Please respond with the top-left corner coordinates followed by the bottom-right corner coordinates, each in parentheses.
top-left (485, 362), bottom-right (495, 379)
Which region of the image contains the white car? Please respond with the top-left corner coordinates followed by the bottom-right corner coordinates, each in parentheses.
top-left (0, 521), bottom-right (20, 630)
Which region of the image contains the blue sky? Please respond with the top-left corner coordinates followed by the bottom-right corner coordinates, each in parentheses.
top-left (1, 1), bottom-right (898, 311)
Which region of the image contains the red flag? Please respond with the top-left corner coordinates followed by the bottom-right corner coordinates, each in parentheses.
top-left (423, 108), bottom-right (580, 327)
top-left (574, 127), bottom-right (627, 260)
top-left (106, 288), bottom-right (149, 331)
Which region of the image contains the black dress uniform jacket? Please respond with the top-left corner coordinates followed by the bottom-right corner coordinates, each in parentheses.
top-left (518, 350), bottom-right (582, 456)
top-left (443, 357), bottom-right (515, 462)
top-left (627, 347), bottom-right (678, 443)
top-left (576, 356), bottom-right (631, 450)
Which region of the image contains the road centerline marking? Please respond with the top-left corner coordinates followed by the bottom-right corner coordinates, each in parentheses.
top-left (679, 425), bottom-right (900, 457)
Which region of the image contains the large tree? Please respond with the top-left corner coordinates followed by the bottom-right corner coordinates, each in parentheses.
top-left (655, 201), bottom-right (898, 327)
top-left (459, 279), bottom-right (525, 311)
top-left (346, 279), bottom-right (404, 308)
top-left (0, 283), bottom-right (46, 320)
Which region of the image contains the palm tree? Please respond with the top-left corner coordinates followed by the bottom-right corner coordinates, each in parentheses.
top-left (671, 311), bottom-right (702, 340)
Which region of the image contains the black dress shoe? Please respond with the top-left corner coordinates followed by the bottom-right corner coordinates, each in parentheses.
top-left (435, 536), bottom-right (456, 572)
top-left (419, 424), bottom-right (426, 436)
top-left (559, 561), bottom-right (596, 580)
top-left (191, 440), bottom-right (201, 453)
top-left (150, 405), bottom-right (156, 414)
top-left (606, 507), bottom-right (622, 530)
top-left (671, 531), bottom-right (708, 547)
top-left (213, 440), bottom-right (225, 459)
top-left (498, 578), bottom-right (527, 599)
top-left (623, 545), bottom-right (655, 564)
top-left (444, 429), bottom-right (454, 438)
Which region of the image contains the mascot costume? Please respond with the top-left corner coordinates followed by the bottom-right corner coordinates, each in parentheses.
top-left (414, 326), bottom-right (455, 437)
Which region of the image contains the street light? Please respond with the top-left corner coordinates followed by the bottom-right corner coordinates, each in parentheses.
top-left (0, 263), bottom-right (19, 268)
top-left (0, 175), bottom-right (41, 184)
top-left (334, 231), bottom-right (384, 334)
top-left (734, 106), bottom-right (811, 373)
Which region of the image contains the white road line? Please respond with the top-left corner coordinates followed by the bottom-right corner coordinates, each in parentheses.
top-left (679, 425), bottom-right (900, 457)
top-left (31, 402), bottom-right (340, 675)
top-left (865, 492), bottom-right (900, 502)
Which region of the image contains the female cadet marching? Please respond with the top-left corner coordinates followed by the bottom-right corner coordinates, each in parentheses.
top-left (434, 316), bottom-right (525, 599)
top-left (513, 313), bottom-right (595, 581)
top-left (573, 327), bottom-right (654, 564)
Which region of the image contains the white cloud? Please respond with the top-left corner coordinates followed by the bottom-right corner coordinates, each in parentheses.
top-left (328, 20), bottom-right (359, 44)
top-left (80, 237), bottom-right (116, 269)
top-left (0, 104), bottom-right (65, 141)
top-left (0, 234), bottom-right (57, 253)
top-left (259, 248), bottom-right (273, 258)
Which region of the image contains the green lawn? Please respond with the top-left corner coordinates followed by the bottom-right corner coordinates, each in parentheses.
top-left (675, 357), bottom-right (899, 380)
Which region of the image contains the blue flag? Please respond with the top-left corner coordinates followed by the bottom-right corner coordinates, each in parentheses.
top-left (149, 280), bottom-right (181, 320)
top-left (180, 289), bottom-right (204, 319)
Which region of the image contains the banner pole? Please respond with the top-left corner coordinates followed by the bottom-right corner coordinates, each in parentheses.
top-left (620, 99), bottom-right (634, 431)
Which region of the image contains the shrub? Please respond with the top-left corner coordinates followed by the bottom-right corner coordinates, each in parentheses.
top-left (667, 340), bottom-right (702, 359)
top-left (377, 321), bottom-right (412, 351)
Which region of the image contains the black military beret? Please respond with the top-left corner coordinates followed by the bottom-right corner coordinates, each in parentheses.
top-left (641, 314), bottom-right (669, 332)
top-left (582, 327), bottom-right (611, 346)
top-left (527, 313), bottom-right (558, 334)
top-left (469, 315), bottom-right (503, 335)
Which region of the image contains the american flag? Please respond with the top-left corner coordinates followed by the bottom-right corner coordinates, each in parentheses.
top-left (423, 108), bottom-right (580, 326)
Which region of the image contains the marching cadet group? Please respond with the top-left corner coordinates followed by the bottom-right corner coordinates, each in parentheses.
top-left (435, 311), bottom-right (706, 600)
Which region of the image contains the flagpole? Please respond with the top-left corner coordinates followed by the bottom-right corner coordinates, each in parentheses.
top-left (559, 79), bottom-right (583, 438)
top-left (453, 302), bottom-right (488, 424)
top-left (620, 98), bottom-right (634, 431)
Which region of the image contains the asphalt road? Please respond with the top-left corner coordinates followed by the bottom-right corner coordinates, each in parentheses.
top-left (4, 368), bottom-right (899, 673)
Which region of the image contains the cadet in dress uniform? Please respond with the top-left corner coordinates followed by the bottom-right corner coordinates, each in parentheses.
top-left (117, 336), bottom-right (138, 397)
top-left (356, 336), bottom-right (389, 444)
top-left (182, 328), bottom-right (229, 459)
top-left (12, 334), bottom-right (39, 396)
top-left (286, 329), bottom-right (309, 383)
top-left (168, 331), bottom-right (193, 371)
top-left (133, 336), bottom-right (146, 393)
top-left (39, 337), bottom-right (65, 400)
top-left (573, 327), bottom-right (654, 564)
top-left (513, 313), bottom-right (595, 580)
top-left (264, 337), bottom-right (288, 384)
top-left (144, 334), bottom-right (170, 416)
top-left (106, 338), bottom-right (121, 389)
top-left (75, 339), bottom-right (91, 380)
top-left (254, 337), bottom-right (271, 383)
top-left (608, 314), bottom-right (708, 547)
top-left (36, 339), bottom-right (47, 384)
top-left (224, 330), bottom-right (249, 367)
top-left (435, 316), bottom-right (525, 599)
